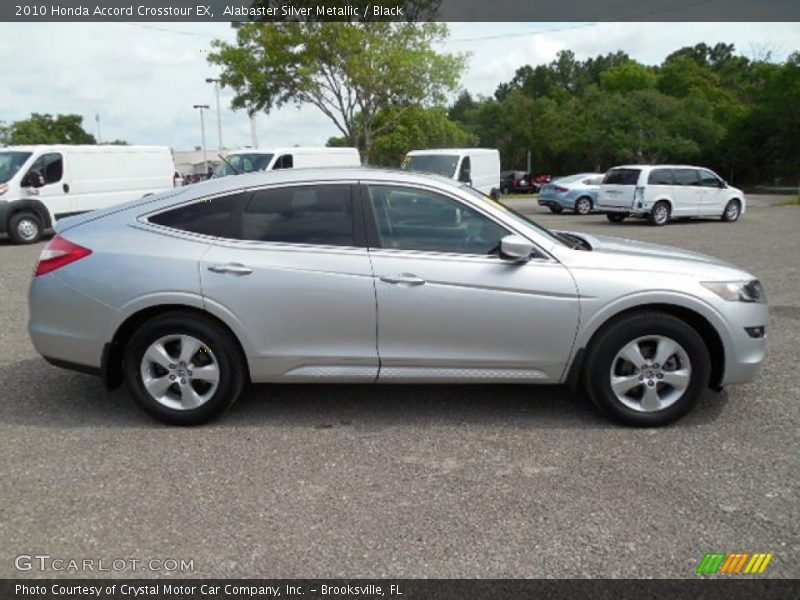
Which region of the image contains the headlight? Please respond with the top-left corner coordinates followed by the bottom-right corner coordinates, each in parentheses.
top-left (701, 280), bottom-right (766, 303)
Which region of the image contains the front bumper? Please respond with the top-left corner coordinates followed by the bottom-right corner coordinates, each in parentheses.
top-left (718, 300), bottom-right (769, 386)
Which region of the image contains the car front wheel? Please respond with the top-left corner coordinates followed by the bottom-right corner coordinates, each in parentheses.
top-left (583, 311), bottom-right (710, 426)
top-left (9, 212), bottom-right (43, 244)
top-left (722, 199), bottom-right (741, 222)
top-left (606, 213), bottom-right (627, 223)
top-left (123, 312), bottom-right (246, 425)
top-left (549, 205), bottom-right (563, 213)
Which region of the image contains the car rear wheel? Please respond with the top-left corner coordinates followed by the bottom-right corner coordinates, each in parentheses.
top-left (549, 205), bottom-right (563, 213)
top-left (583, 311), bottom-right (710, 426)
top-left (721, 199), bottom-right (741, 222)
top-left (502, 185), bottom-right (510, 195)
top-left (606, 213), bottom-right (627, 223)
top-left (8, 212), bottom-right (43, 244)
top-left (574, 197), bottom-right (592, 215)
top-left (648, 201), bottom-right (671, 226)
top-left (123, 312), bottom-right (246, 425)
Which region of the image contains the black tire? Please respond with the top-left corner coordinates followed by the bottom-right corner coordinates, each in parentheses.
top-left (583, 311), bottom-right (710, 427)
top-left (123, 311), bottom-right (246, 426)
top-left (501, 185), bottom-right (510, 195)
top-left (574, 196), bottom-right (592, 215)
top-left (549, 205), bottom-right (563, 214)
top-left (8, 211), bottom-right (43, 244)
top-left (648, 201), bottom-right (671, 226)
top-left (721, 199), bottom-right (741, 222)
top-left (606, 213), bottom-right (627, 223)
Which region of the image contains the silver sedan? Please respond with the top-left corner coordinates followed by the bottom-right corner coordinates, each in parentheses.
top-left (28, 168), bottom-right (767, 426)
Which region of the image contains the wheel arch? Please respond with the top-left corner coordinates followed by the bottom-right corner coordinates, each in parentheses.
top-left (570, 302), bottom-right (726, 391)
top-left (103, 304), bottom-right (251, 390)
top-left (6, 198), bottom-right (54, 230)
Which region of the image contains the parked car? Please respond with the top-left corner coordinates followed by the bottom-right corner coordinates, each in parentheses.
top-left (0, 145), bottom-right (175, 244)
top-left (402, 148), bottom-right (500, 197)
top-left (213, 147), bottom-right (361, 178)
top-left (538, 173), bottom-right (604, 214)
top-left (28, 168), bottom-right (767, 427)
top-left (500, 170), bottom-right (534, 194)
top-left (530, 174), bottom-right (552, 191)
top-left (597, 165), bottom-right (746, 226)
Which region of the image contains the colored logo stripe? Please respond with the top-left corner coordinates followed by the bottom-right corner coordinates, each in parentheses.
top-left (697, 552), bottom-right (773, 574)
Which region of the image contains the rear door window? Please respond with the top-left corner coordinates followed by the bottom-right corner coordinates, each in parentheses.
top-left (602, 169), bottom-right (641, 185)
top-left (238, 184), bottom-right (354, 246)
top-left (647, 168), bottom-right (675, 185)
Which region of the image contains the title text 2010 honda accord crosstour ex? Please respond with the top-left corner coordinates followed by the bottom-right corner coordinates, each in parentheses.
top-left (28, 168), bottom-right (768, 426)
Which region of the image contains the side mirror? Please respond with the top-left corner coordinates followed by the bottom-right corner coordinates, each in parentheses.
top-left (499, 235), bottom-right (534, 263)
top-left (721, 180), bottom-right (728, 188)
top-left (22, 170), bottom-right (44, 188)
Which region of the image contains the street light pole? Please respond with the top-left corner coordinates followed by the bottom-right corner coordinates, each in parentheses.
top-left (205, 77), bottom-right (223, 151)
top-left (193, 104), bottom-right (210, 176)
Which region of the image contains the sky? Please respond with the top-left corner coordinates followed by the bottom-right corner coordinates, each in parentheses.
top-left (0, 22), bottom-right (798, 151)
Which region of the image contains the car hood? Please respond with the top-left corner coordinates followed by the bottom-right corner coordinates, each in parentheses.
top-left (554, 231), bottom-right (748, 278)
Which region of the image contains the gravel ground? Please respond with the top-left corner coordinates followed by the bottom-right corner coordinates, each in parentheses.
top-left (0, 204), bottom-right (798, 579)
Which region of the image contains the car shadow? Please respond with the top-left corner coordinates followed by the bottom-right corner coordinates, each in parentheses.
top-left (590, 217), bottom-right (724, 228)
top-left (0, 357), bottom-right (730, 430)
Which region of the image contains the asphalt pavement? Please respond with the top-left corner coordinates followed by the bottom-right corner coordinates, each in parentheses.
top-left (1, 203), bottom-right (798, 579)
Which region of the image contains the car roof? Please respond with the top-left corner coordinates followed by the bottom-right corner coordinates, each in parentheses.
top-left (609, 164), bottom-right (709, 170)
top-left (225, 147), bottom-right (358, 156)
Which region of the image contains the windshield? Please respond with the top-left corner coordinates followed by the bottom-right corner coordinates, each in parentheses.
top-left (213, 153), bottom-right (274, 178)
top-left (0, 151), bottom-right (32, 183)
top-left (402, 154), bottom-right (459, 178)
top-left (460, 185), bottom-right (566, 248)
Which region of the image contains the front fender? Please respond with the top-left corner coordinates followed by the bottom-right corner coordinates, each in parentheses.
top-left (0, 198), bottom-right (54, 233)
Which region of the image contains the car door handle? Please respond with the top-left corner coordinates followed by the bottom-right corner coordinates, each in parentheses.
top-left (207, 263), bottom-right (253, 276)
top-left (380, 274), bottom-right (426, 286)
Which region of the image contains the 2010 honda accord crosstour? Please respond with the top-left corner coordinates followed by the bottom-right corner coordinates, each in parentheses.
top-left (28, 168), bottom-right (767, 426)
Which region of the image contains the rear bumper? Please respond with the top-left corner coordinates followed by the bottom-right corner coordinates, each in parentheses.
top-left (28, 272), bottom-right (116, 371)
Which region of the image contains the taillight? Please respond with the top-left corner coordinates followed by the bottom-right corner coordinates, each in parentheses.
top-left (555, 186), bottom-right (569, 193)
top-left (34, 235), bottom-right (92, 276)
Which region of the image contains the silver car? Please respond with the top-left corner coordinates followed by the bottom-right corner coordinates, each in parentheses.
top-left (28, 168), bottom-right (767, 426)
top-left (538, 173), bottom-right (604, 215)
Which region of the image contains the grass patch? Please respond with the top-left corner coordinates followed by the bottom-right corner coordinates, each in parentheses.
top-left (776, 197), bottom-right (800, 206)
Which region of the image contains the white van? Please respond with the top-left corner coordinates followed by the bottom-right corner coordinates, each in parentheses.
top-left (402, 148), bottom-right (501, 196)
top-left (213, 147), bottom-right (361, 178)
top-left (597, 164), bottom-right (747, 226)
top-left (0, 145), bottom-right (175, 243)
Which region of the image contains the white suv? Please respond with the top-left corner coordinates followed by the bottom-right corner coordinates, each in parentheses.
top-left (597, 165), bottom-right (746, 226)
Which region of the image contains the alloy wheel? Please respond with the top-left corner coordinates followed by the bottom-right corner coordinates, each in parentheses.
top-left (609, 335), bottom-right (692, 413)
top-left (139, 334), bottom-right (220, 411)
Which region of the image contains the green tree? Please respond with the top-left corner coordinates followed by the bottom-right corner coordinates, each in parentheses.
top-left (3, 113), bottom-right (96, 145)
top-left (209, 22), bottom-right (465, 164)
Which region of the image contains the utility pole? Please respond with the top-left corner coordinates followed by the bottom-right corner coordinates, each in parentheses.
top-left (95, 113), bottom-right (101, 144)
top-left (193, 104), bottom-right (210, 176)
top-left (205, 77), bottom-right (223, 150)
top-left (250, 113), bottom-right (259, 149)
